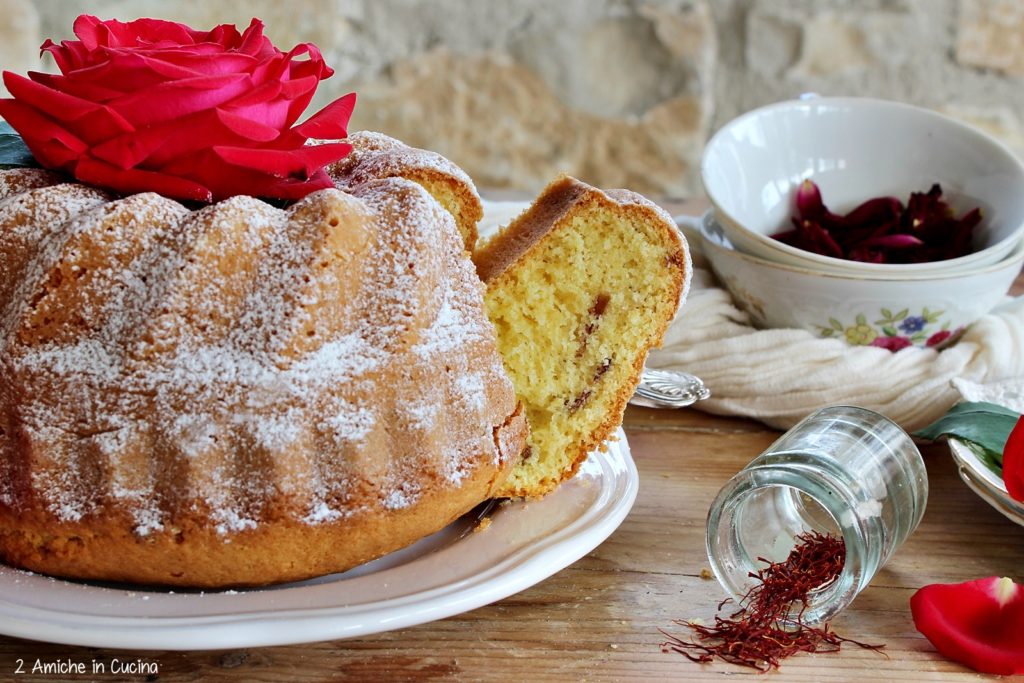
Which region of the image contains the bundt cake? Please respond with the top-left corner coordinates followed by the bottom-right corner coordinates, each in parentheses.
top-left (0, 166), bottom-right (527, 588)
top-left (328, 131), bottom-right (483, 253)
top-left (475, 176), bottom-right (689, 498)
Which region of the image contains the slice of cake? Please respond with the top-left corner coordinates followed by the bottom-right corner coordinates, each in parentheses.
top-left (474, 176), bottom-right (690, 497)
top-left (328, 131), bottom-right (483, 252)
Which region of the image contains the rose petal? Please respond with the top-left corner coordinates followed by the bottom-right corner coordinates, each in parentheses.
top-left (796, 218), bottom-right (843, 258)
top-left (292, 93), bottom-right (357, 140)
top-left (107, 72), bottom-right (252, 126)
top-left (213, 142), bottom-right (352, 177)
top-left (73, 15), bottom-right (205, 51)
top-left (158, 148), bottom-right (335, 201)
top-left (838, 196), bottom-right (904, 228)
top-left (89, 107), bottom-right (280, 169)
top-left (1002, 416), bottom-right (1024, 501)
top-left (795, 178), bottom-right (825, 219)
top-left (0, 98), bottom-right (88, 169)
top-left (7, 14), bottom-right (352, 203)
top-left (3, 71), bottom-right (133, 142)
top-left (74, 154), bottom-right (213, 202)
top-left (777, 180), bottom-right (981, 264)
top-left (857, 233), bottom-right (925, 250)
top-left (911, 576), bottom-right (1024, 675)
top-left (30, 71), bottom-right (121, 103)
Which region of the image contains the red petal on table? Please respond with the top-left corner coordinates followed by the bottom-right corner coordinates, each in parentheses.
top-left (911, 576), bottom-right (1024, 675)
top-left (75, 155), bottom-right (213, 202)
top-left (1002, 415), bottom-right (1024, 502)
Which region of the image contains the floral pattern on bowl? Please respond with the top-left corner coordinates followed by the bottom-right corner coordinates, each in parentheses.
top-left (816, 308), bottom-right (965, 351)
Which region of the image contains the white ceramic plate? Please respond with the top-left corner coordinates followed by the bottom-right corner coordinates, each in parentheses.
top-left (0, 430), bottom-right (637, 650)
top-left (949, 437), bottom-right (1024, 526)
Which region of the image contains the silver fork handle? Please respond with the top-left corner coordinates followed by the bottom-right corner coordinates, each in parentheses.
top-left (630, 368), bottom-right (711, 409)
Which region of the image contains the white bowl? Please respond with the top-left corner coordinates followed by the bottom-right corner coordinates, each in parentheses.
top-left (700, 97), bottom-right (1024, 276)
top-left (698, 210), bottom-right (1024, 349)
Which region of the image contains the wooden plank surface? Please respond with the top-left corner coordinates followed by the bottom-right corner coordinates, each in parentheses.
top-left (0, 198), bottom-right (1021, 681)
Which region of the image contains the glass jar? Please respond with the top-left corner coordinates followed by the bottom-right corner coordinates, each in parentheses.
top-left (705, 405), bottom-right (928, 624)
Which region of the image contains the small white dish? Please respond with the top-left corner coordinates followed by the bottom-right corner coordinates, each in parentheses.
top-left (949, 438), bottom-right (1024, 527)
top-left (696, 210), bottom-right (1024, 348)
top-left (700, 96), bottom-right (1024, 275)
top-left (0, 431), bottom-right (638, 650)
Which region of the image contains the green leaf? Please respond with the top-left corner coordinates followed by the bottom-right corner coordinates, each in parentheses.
top-left (0, 122), bottom-right (37, 169)
top-left (882, 325), bottom-right (897, 336)
top-left (963, 438), bottom-right (1004, 478)
top-left (881, 308), bottom-right (893, 320)
top-left (855, 313), bottom-right (867, 326)
top-left (829, 317), bottom-right (844, 331)
top-left (913, 401), bottom-right (1022, 464)
top-left (820, 328), bottom-right (834, 338)
top-left (895, 308), bottom-right (909, 320)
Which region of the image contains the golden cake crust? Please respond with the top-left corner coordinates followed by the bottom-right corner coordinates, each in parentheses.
top-left (0, 166), bottom-right (526, 588)
top-left (0, 405), bottom-right (526, 587)
top-left (475, 175), bottom-right (688, 498)
top-left (328, 131), bottom-right (483, 253)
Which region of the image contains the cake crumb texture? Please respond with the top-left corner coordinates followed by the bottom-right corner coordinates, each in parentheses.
top-left (475, 176), bottom-right (689, 497)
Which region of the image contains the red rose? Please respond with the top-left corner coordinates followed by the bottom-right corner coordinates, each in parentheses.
top-left (0, 15), bottom-right (356, 202)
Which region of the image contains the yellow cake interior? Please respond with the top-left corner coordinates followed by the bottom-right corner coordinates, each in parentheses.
top-left (483, 195), bottom-right (685, 496)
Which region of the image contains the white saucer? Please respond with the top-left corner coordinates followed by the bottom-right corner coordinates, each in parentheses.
top-left (950, 437), bottom-right (1024, 526)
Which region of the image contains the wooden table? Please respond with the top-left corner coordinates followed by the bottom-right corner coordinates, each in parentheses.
top-left (2, 199), bottom-right (1022, 681)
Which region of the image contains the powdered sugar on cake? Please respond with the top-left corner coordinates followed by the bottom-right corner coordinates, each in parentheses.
top-left (0, 169), bottom-right (518, 536)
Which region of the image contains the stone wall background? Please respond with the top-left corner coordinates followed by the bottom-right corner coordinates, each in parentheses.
top-left (4, 0), bottom-right (1024, 198)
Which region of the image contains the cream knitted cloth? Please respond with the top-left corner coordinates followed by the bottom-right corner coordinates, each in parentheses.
top-left (480, 200), bottom-right (1024, 431)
